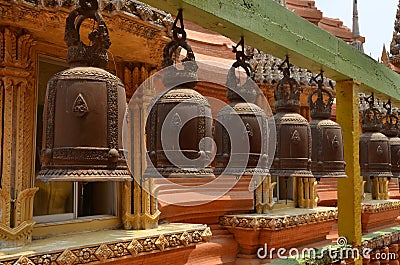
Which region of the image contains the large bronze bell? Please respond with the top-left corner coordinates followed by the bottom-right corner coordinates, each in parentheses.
top-left (214, 38), bottom-right (270, 176)
top-left (359, 93), bottom-right (392, 179)
top-left (145, 11), bottom-right (214, 178)
top-left (382, 100), bottom-right (400, 178)
top-left (271, 57), bottom-right (313, 178)
top-left (38, 0), bottom-right (131, 182)
top-left (308, 72), bottom-right (346, 179)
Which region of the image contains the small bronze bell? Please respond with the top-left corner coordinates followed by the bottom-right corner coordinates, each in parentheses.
top-left (382, 100), bottom-right (400, 178)
top-left (145, 10), bottom-right (214, 178)
top-left (214, 37), bottom-right (270, 176)
top-left (38, 0), bottom-right (131, 181)
top-left (308, 72), bottom-right (346, 179)
top-left (359, 93), bottom-right (392, 179)
top-left (270, 56), bottom-right (313, 178)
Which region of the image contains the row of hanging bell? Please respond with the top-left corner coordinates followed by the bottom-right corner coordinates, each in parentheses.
top-left (146, 14), bottom-right (271, 178)
top-left (38, 2), bottom-right (347, 182)
top-left (145, 10), bottom-right (215, 178)
top-left (382, 100), bottom-right (400, 178)
top-left (270, 58), bottom-right (347, 180)
top-left (38, 0), bottom-right (131, 182)
top-left (359, 94), bottom-right (393, 179)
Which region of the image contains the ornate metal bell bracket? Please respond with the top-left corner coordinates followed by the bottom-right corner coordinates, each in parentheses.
top-left (274, 56), bottom-right (302, 111)
top-left (65, 0), bottom-right (111, 68)
top-left (226, 36), bottom-right (257, 103)
top-left (161, 9), bottom-right (198, 88)
top-left (361, 93), bottom-right (383, 132)
top-left (308, 71), bottom-right (334, 119)
top-left (382, 99), bottom-right (399, 136)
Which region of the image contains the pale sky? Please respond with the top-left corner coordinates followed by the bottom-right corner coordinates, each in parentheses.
top-left (314, 0), bottom-right (398, 61)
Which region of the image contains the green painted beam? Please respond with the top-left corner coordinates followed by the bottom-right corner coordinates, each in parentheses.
top-left (141, 0), bottom-right (400, 102)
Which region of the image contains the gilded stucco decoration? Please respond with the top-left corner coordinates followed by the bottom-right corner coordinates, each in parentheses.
top-left (219, 209), bottom-right (338, 231)
top-left (0, 226), bottom-right (212, 264)
top-left (0, 27), bottom-right (38, 247)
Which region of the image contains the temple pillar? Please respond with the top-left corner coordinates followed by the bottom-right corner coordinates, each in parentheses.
top-left (0, 27), bottom-right (38, 247)
top-left (122, 65), bottom-right (160, 230)
top-left (336, 80), bottom-right (362, 263)
top-left (255, 175), bottom-right (276, 213)
top-left (296, 177), bottom-right (318, 208)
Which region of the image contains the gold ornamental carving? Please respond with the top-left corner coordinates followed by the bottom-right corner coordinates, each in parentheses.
top-left (219, 209), bottom-right (338, 231)
top-left (0, 226), bottom-right (212, 264)
top-left (0, 27), bottom-right (37, 247)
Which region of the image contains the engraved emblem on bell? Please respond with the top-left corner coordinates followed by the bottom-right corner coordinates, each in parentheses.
top-left (359, 93), bottom-right (392, 179)
top-left (172, 112), bottom-right (182, 127)
top-left (145, 10), bottom-right (214, 178)
top-left (245, 123), bottom-right (254, 137)
top-left (291, 130), bottom-right (301, 145)
top-left (377, 145), bottom-right (384, 155)
top-left (332, 135), bottom-right (339, 149)
top-left (214, 37), bottom-right (270, 176)
top-left (73, 93), bottom-right (89, 116)
top-left (308, 71), bottom-right (346, 179)
top-left (37, 0), bottom-right (131, 182)
top-left (270, 56), bottom-right (313, 178)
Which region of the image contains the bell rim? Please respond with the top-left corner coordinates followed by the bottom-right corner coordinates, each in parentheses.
top-left (214, 167), bottom-right (270, 176)
top-left (311, 171), bottom-right (347, 178)
top-left (270, 169), bottom-right (314, 178)
top-left (360, 171), bottom-right (393, 178)
top-left (37, 168), bottom-right (132, 182)
top-left (144, 167), bottom-right (215, 178)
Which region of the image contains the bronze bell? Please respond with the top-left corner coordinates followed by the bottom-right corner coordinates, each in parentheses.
top-left (270, 56), bottom-right (313, 178)
top-left (145, 10), bottom-right (214, 178)
top-left (38, 0), bottom-right (131, 182)
top-left (308, 72), bottom-right (346, 179)
top-left (359, 93), bottom-right (392, 179)
top-left (214, 37), bottom-right (270, 176)
top-left (382, 100), bottom-right (400, 178)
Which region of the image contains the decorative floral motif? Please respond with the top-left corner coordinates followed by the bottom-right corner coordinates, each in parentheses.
top-left (56, 250), bottom-right (78, 265)
top-left (94, 244), bottom-right (112, 262)
top-left (127, 239), bottom-right (143, 256)
top-left (155, 235), bottom-right (169, 251)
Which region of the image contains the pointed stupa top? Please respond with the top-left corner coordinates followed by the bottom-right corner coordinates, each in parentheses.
top-left (390, 1), bottom-right (400, 60)
top-left (351, 0), bottom-right (364, 52)
top-left (381, 44), bottom-right (390, 66)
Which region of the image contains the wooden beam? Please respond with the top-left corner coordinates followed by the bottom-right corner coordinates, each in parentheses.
top-left (140, 0), bottom-right (400, 102)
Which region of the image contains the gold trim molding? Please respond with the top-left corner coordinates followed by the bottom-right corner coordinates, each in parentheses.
top-left (362, 200), bottom-right (400, 213)
top-left (219, 208), bottom-right (338, 231)
top-left (0, 226), bottom-right (212, 264)
top-left (361, 229), bottom-right (400, 252)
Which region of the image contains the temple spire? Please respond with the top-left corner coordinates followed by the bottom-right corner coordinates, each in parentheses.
top-left (351, 0), bottom-right (364, 52)
top-left (390, 0), bottom-right (400, 58)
